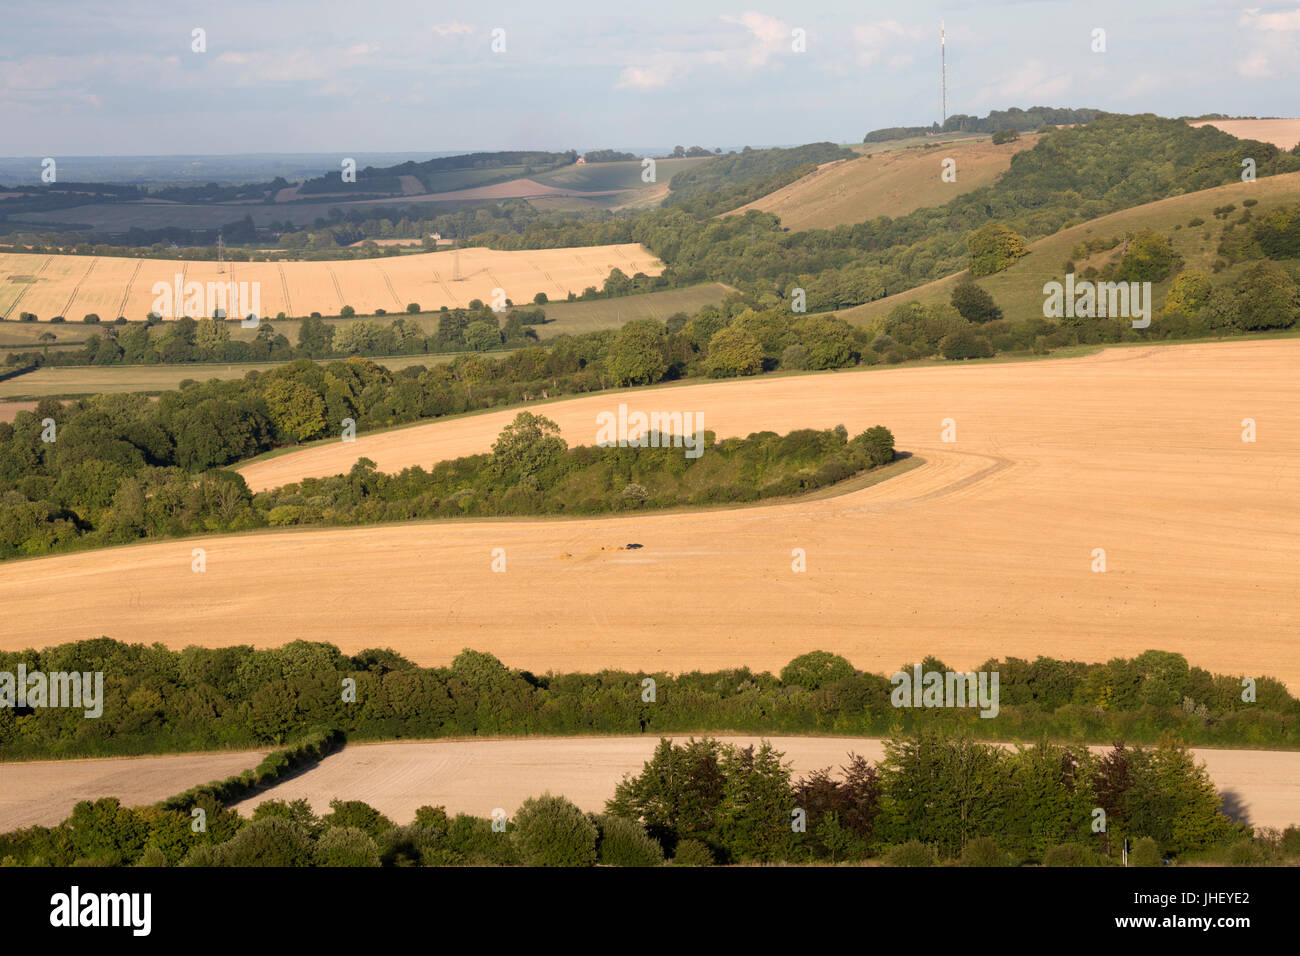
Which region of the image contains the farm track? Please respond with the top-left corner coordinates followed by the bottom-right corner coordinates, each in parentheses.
top-left (277, 263), bottom-right (293, 316)
top-left (375, 264), bottom-right (401, 309)
top-left (115, 260), bottom-right (142, 320)
top-left (59, 258), bottom-right (96, 318)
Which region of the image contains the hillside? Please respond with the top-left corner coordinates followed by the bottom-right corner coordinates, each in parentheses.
top-left (724, 134), bottom-right (1041, 231)
top-left (837, 169), bottom-right (1300, 327)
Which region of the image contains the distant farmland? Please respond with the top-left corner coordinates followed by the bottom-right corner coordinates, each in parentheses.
top-left (0, 244), bottom-right (664, 322)
top-left (724, 135), bottom-right (1040, 231)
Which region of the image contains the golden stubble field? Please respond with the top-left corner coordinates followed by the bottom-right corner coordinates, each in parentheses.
top-left (724, 135), bottom-right (1039, 231)
top-left (0, 339), bottom-right (1297, 687)
top-left (0, 243), bottom-right (662, 321)
top-left (1188, 118), bottom-right (1300, 150)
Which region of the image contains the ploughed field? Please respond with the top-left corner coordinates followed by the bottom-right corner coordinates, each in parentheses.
top-left (1, 339), bottom-right (1297, 689)
top-left (238, 736), bottom-right (1297, 832)
top-left (3, 737), bottom-right (1294, 832)
top-left (0, 748), bottom-right (270, 832)
top-left (0, 243), bottom-right (662, 321)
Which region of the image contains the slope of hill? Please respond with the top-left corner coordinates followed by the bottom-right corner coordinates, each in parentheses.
top-left (1187, 119), bottom-right (1300, 150)
top-left (724, 134), bottom-right (1040, 231)
top-left (837, 170), bottom-right (1300, 326)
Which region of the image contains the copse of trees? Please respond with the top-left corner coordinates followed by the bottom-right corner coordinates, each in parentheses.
top-left (1, 643), bottom-right (1294, 764)
top-left (0, 404), bottom-right (895, 559)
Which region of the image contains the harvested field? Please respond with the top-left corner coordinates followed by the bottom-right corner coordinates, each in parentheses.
top-left (0, 400), bottom-right (36, 422)
top-left (725, 135), bottom-right (1039, 231)
top-left (0, 748), bottom-right (270, 832)
top-left (1188, 119), bottom-right (1300, 150)
top-left (1, 339), bottom-right (1297, 689)
top-left (234, 736), bottom-right (1300, 831)
top-left (0, 244), bottom-right (664, 322)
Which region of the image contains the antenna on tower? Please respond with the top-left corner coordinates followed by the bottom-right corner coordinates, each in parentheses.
top-left (217, 230), bottom-right (225, 275)
top-left (941, 21), bottom-right (947, 129)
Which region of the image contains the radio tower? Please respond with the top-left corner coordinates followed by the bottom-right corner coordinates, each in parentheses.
top-left (941, 21), bottom-right (947, 129)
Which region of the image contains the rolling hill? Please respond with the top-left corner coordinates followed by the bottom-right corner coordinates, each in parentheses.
top-left (836, 169), bottom-right (1300, 327)
top-left (725, 134), bottom-right (1041, 231)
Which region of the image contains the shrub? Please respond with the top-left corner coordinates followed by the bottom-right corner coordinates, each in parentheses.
top-left (991, 129), bottom-right (1020, 145)
top-left (213, 817), bottom-right (314, 867)
top-left (884, 841), bottom-right (937, 867)
top-left (134, 846), bottom-right (167, 867)
top-left (178, 845), bottom-right (216, 867)
top-left (533, 292), bottom-right (548, 305)
top-left (780, 344), bottom-right (808, 370)
top-left (1224, 839), bottom-right (1263, 866)
top-left (340, 305), bottom-right (355, 318)
top-left (314, 826), bottom-right (381, 867)
top-left (592, 814), bottom-right (664, 867)
top-left (510, 794), bottom-right (598, 867)
top-left (82, 313), bottom-right (100, 324)
top-left (939, 327), bottom-right (994, 360)
top-left (781, 651), bottom-right (855, 690)
top-left (1280, 826), bottom-right (1300, 859)
top-left (671, 839), bottom-right (715, 867)
top-left (960, 836), bottom-right (1011, 867)
top-left (1129, 836), bottom-right (1162, 867)
top-left (1042, 843), bottom-right (1096, 867)
top-left (406, 303), bottom-right (420, 314)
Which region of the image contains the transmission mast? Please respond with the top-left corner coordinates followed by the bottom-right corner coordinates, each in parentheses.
top-left (941, 21), bottom-right (947, 129)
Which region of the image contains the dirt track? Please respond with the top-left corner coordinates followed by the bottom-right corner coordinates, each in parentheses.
top-left (233, 736), bottom-right (1300, 832)
top-left (1, 339), bottom-right (1297, 688)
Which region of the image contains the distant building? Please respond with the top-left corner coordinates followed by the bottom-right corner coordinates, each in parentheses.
top-left (575, 155), bottom-right (587, 165)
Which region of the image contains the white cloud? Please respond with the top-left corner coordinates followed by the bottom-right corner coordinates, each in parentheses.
top-left (615, 58), bottom-right (685, 91)
top-left (717, 11), bottom-right (791, 68)
top-left (987, 59), bottom-right (1072, 101)
top-left (346, 43), bottom-right (380, 57)
top-left (852, 20), bottom-right (923, 68)
top-left (1239, 8), bottom-right (1300, 30)
top-left (433, 22), bottom-right (475, 37)
top-left (1238, 51), bottom-right (1271, 77)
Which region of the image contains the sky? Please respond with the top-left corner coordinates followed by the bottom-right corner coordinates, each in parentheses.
top-left (0, 0), bottom-right (1296, 156)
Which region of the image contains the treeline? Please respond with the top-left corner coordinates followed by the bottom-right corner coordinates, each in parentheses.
top-left (0, 374), bottom-right (893, 556)
top-left (864, 106), bottom-right (1101, 143)
top-left (1, 643), bottom-right (1294, 762)
top-left (663, 142), bottom-right (854, 206)
top-left (4, 732), bottom-right (1296, 867)
top-left (6, 306), bottom-right (550, 369)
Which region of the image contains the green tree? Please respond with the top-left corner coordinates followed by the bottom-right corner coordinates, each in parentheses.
top-left (780, 651), bottom-right (855, 690)
top-left (967, 223), bottom-right (1029, 276)
top-left (511, 794), bottom-right (598, 867)
top-left (704, 326), bottom-right (763, 377)
top-left (950, 281), bottom-right (1003, 324)
top-left (606, 320), bottom-right (668, 386)
top-left (490, 412), bottom-right (567, 487)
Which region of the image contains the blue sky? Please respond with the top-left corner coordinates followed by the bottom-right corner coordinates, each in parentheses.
top-left (1, 0), bottom-right (1295, 156)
